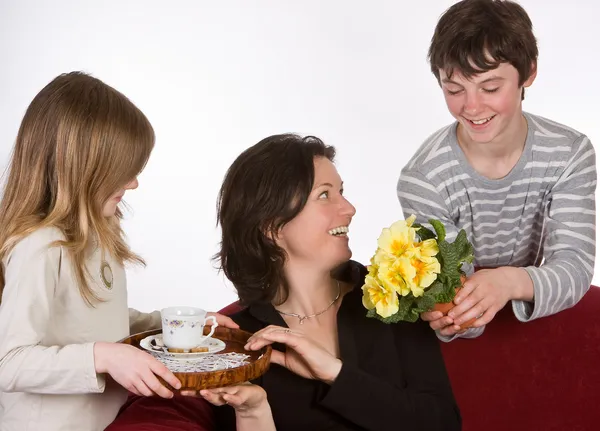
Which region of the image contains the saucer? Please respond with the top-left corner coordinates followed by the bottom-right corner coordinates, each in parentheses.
top-left (140, 334), bottom-right (226, 360)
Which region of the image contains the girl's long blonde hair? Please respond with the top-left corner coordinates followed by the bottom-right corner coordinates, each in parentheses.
top-left (0, 71), bottom-right (155, 305)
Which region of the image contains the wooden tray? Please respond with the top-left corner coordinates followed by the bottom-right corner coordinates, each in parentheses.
top-left (119, 326), bottom-right (271, 392)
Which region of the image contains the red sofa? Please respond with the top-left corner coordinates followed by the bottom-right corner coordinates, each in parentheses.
top-left (107, 286), bottom-right (600, 431)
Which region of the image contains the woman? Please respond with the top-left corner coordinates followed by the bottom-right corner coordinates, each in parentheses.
top-left (203, 133), bottom-right (461, 431)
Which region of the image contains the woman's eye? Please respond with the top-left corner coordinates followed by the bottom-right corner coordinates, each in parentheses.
top-left (318, 191), bottom-right (329, 199)
top-left (483, 87), bottom-right (499, 93)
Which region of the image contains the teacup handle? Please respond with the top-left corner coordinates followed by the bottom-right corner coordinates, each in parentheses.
top-left (203, 315), bottom-right (218, 340)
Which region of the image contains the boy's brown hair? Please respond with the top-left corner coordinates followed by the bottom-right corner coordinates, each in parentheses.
top-left (428, 0), bottom-right (538, 99)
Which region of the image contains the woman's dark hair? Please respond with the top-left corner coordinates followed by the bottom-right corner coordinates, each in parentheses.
top-left (214, 133), bottom-right (336, 306)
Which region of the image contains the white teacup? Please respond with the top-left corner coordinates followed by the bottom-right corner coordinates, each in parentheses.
top-left (160, 306), bottom-right (218, 351)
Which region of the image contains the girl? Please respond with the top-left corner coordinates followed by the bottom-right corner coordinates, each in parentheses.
top-left (0, 72), bottom-right (183, 431)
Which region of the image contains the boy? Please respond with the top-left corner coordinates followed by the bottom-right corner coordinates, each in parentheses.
top-left (398, 0), bottom-right (596, 341)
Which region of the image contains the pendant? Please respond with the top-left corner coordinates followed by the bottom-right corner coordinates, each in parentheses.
top-left (298, 316), bottom-right (307, 325)
top-left (100, 260), bottom-right (113, 290)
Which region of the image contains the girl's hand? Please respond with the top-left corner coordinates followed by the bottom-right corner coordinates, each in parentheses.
top-left (245, 325), bottom-right (342, 384)
top-left (93, 342), bottom-right (181, 398)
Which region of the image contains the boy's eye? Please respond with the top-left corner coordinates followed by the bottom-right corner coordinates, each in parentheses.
top-left (483, 87), bottom-right (499, 93)
top-left (446, 88), bottom-right (463, 96)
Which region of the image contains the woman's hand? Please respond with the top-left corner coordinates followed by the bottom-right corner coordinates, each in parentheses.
top-left (188, 383), bottom-right (275, 431)
top-left (245, 325), bottom-right (342, 384)
top-left (94, 342), bottom-right (181, 398)
top-left (198, 383), bottom-right (268, 413)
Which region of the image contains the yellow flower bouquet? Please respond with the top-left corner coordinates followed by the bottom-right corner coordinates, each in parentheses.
top-left (361, 215), bottom-right (474, 323)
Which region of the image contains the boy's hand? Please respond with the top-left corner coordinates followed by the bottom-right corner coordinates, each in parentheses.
top-left (420, 311), bottom-right (454, 330)
top-left (420, 311), bottom-right (466, 337)
top-left (448, 267), bottom-right (533, 328)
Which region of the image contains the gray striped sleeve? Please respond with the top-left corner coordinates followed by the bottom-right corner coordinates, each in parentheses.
top-left (397, 170), bottom-right (458, 239)
top-left (514, 136), bottom-right (597, 321)
top-left (398, 169), bottom-right (484, 341)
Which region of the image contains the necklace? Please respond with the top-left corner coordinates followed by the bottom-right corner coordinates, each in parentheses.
top-left (275, 280), bottom-right (341, 325)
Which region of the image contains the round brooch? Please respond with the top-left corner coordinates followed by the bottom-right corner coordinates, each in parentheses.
top-left (100, 260), bottom-right (113, 290)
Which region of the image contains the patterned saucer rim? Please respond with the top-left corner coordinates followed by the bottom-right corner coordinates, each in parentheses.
top-left (139, 334), bottom-right (226, 360)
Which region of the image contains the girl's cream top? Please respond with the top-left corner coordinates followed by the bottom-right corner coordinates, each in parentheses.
top-left (0, 227), bottom-right (160, 431)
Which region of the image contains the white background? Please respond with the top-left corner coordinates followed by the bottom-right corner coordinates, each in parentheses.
top-left (1, 0), bottom-right (598, 314)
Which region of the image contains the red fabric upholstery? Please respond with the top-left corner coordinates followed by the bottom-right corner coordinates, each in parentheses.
top-left (104, 394), bottom-right (214, 431)
top-left (107, 288), bottom-right (600, 430)
top-left (218, 301), bottom-right (243, 316)
top-left (440, 285), bottom-right (600, 431)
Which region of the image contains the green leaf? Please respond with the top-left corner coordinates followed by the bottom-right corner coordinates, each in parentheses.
top-left (453, 230), bottom-right (475, 265)
top-left (424, 280), bottom-right (454, 304)
top-left (430, 219), bottom-right (446, 242)
top-left (433, 228), bottom-right (474, 301)
top-left (415, 292), bottom-right (436, 312)
top-left (365, 298), bottom-right (420, 323)
top-left (414, 224), bottom-right (436, 241)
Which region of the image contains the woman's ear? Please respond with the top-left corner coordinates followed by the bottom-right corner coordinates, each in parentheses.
top-left (262, 225), bottom-right (286, 263)
top-left (263, 224), bottom-right (282, 245)
top-left (272, 229), bottom-right (285, 249)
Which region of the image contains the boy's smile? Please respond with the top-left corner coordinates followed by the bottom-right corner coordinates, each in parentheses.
top-left (439, 62), bottom-right (536, 148)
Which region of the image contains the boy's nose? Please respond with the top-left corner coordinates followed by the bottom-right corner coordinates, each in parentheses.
top-left (464, 92), bottom-right (483, 115)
